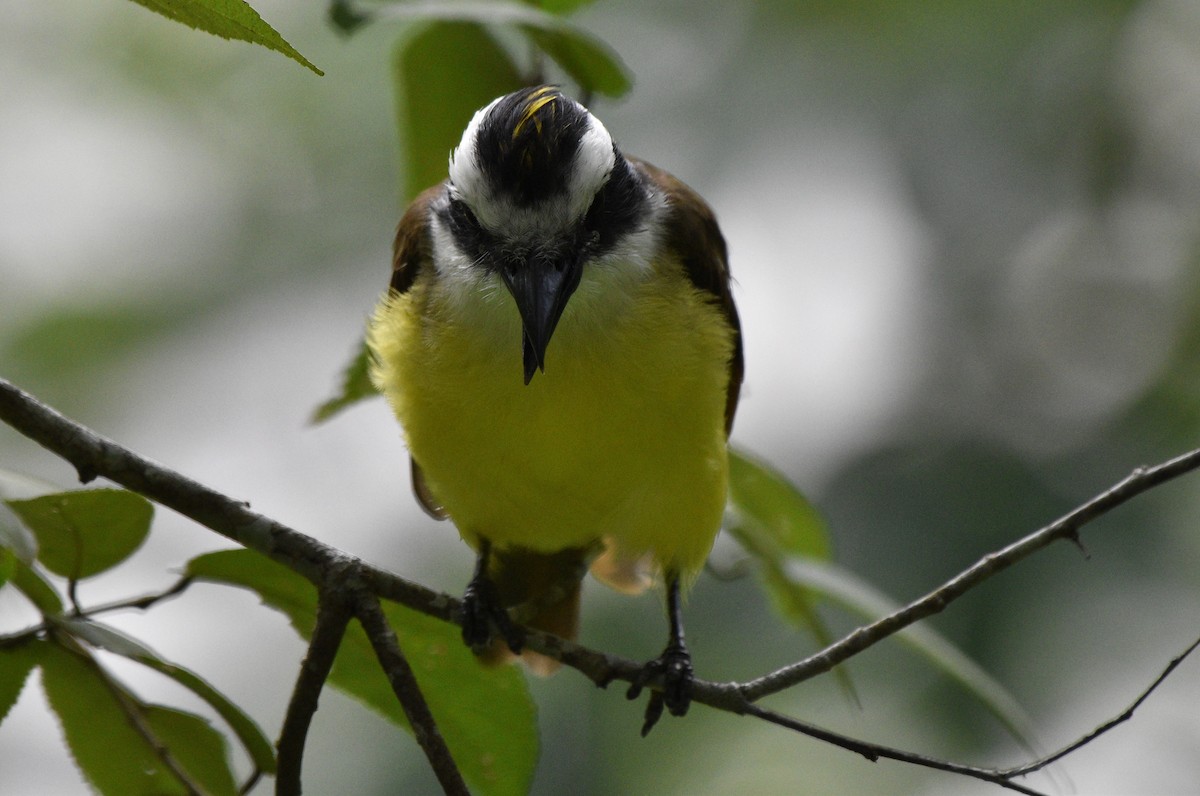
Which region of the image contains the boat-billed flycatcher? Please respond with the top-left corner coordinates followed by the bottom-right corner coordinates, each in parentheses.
top-left (369, 85), bottom-right (743, 733)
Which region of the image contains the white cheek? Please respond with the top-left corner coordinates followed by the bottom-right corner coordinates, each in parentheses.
top-left (429, 217), bottom-right (509, 309)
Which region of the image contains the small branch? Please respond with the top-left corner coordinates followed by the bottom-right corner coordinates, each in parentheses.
top-left (354, 591), bottom-right (469, 796)
top-left (79, 575), bottom-right (195, 617)
top-left (276, 590), bottom-right (352, 796)
top-left (744, 704), bottom-right (1048, 796)
top-left (239, 769), bottom-right (263, 796)
top-left (1, 575), bottom-right (194, 649)
top-left (739, 450), bottom-right (1200, 701)
top-left (0, 379), bottom-right (332, 587)
top-left (1001, 635), bottom-right (1200, 778)
top-left (66, 578), bottom-right (81, 615)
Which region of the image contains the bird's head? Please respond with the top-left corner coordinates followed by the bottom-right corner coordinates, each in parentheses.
top-left (443, 86), bottom-right (647, 384)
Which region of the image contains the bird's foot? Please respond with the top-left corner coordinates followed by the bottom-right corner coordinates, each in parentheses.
top-left (460, 575), bottom-right (524, 654)
top-left (626, 641), bottom-right (693, 736)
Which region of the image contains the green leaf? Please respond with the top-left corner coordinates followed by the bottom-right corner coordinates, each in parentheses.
top-left (7, 489), bottom-right (153, 580)
top-left (0, 503), bottom-right (38, 565)
top-left (187, 549), bottom-right (317, 634)
top-left (380, 2), bottom-right (631, 99)
top-left (57, 618), bottom-right (160, 659)
top-left (725, 452), bottom-right (849, 692)
top-left (11, 560), bottom-right (63, 615)
top-left (0, 638), bottom-right (43, 727)
top-left (59, 618), bottom-right (276, 776)
top-left (395, 20), bottom-right (525, 202)
top-left (188, 549), bottom-right (538, 796)
top-left (519, 24), bottom-right (631, 98)
top-left (39, 641), bottom-right (237, 795)
top-left (727, 449), bottom-right (830, 561)
top-left (0, 546), bottom-right (14, 590)
top-left (311, 337), bottom-right (380, 424)
top-left (142, 705), bottom-right (239, 796)
top-left (534, 0), bottom-right (597, 13)
top-left (144, 657), bottom-right (278, 777)
top-left (775, 557), bottom-right (1038, 748)
top-left (125, 0), bottom-right (323, 75)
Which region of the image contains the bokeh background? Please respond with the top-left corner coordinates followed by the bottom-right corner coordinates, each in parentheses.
top-left (3, 0), bottom-right (1200, 793)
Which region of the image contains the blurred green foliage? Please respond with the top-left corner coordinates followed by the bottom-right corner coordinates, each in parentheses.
top-left (2, 0), bottom-right (1200, 794)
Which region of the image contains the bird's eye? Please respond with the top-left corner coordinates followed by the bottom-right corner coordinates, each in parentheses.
top-left (448, 197), bottom-right (480, 230)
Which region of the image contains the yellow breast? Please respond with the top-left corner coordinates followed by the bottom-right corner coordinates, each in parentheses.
top-left (369, 257), bottom-right (735, 580)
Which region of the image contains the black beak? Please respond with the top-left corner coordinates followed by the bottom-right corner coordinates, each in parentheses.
top-left (499, 252), bottom-right (583, 384)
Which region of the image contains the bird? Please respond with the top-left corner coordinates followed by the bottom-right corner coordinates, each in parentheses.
top-left (368, 85), bottom-right (743, 734)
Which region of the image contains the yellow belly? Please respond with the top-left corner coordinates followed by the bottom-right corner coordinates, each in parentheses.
top-left (369, 260), bottom-right (734, 580)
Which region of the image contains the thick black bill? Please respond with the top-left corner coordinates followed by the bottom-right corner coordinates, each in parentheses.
top-left (499, 255), bottom-right (583, 384)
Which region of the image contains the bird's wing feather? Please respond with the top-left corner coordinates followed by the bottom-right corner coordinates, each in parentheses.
top-left (390, 184), bottom-right (451, 520)
top-left (389, 183), bottom-right (444, 295)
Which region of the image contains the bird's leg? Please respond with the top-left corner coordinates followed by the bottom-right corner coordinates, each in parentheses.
top-left (626, 570), bottom-right (694, 736)
top-left (460, 538), bottom-right (524, 654)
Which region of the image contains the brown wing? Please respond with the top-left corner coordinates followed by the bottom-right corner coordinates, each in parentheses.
top-left (628, 157), bottom-right (744, 435)
top-left (391, 184), bottom-right (451, 520)
top-left (389, 183), bottom-right (444, 295)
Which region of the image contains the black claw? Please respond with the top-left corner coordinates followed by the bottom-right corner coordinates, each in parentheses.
top-left (627, 642), bottom-right (694, 736)
top-left (640, 692), bottom-right (665, 737)
top-left (460, 558), bottom-right (524, 654)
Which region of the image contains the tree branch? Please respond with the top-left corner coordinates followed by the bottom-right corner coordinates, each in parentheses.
top-left (743, 703), bottom-right (1048, 796)
top-left (354, 589), bottom-right (469, 796)
top-left (4, 375), bottom-right (1199, 793)
top-left (738, 449), bottom-right (1200, 702)
top-left (1000, 635), bottom-right (1200, 779)
top-left (275, 590), bottom-right (352, 796)
top-left (77, 574), bottom-right (194, 617)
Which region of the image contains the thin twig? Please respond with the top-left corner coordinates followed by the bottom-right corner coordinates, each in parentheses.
top-left (738, 450), bottom-right (1200, 702)
top-left (275, 591), bottom-right (352, 796)
top-left (743, 703), bottom-right (1048, 796)
top-left (1, 575), bottom-right (194, 647)
top-left (239, 768), bottom-right (263, 796)
top-left (355, 592), bottom-right (469, 796)
top-left (78, 575), bottom-right (195, 617)
top-left (1001, 635), bottom-right (1200, 778)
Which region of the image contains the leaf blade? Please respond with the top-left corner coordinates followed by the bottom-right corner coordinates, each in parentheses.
top-left (39, 641), bottom-right (208, 795)
top-left (0, 638), bottom-right (43, 727)
top-left (11, 560), bottom-right (64, 615)
top-left (311, 337), bottom-right (379, 424)
top-left (378, 1), bottom-right (631, 98)
top-left (0, 502), bottom-right (38, 565)
top-left (727, 449), bottom-right (831, 561)
top-left (143, 705), bottom-right (240, 796)
top-left (126, 0), bottom-right (323, 75)
top-left (520, 23), bottom-right (631, 97)
top-left (61, 617), bottom-right (277, 776)
top-left (7, 490), bottom-right (153, 580)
